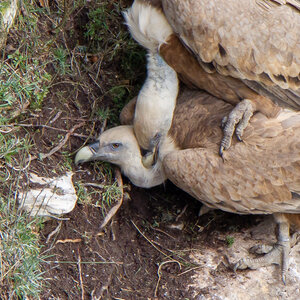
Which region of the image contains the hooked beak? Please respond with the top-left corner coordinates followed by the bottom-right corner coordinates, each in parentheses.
top-left (74, 141), bottom-right (100, 165)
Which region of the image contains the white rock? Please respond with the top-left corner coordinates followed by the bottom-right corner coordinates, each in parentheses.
top-left (18, 172), bottom-right (78, 217)
top-left (188, 216), bottom-right (300, 300)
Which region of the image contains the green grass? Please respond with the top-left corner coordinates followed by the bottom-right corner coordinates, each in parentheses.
top-left (75, 178), bottom-right (122, 217)
top-left (0, 133), bottom-right (45, 298)
top-left (0, 0), bottom-right (147, 297)
top-left (0, 199), bottom-right (45, 298)
top-left (226, 235), bottom-right (235, 247)
top-left (0, 1), bottom-right (55, 297)
top-left (52, 47), bottom-right (72, 76)
top-left (83, 0), bottom-right (146, 126)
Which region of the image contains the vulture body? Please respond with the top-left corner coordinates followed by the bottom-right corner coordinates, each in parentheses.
top-left (124, 0), bottom-right (300, 153)
top-left (76, 88), bottom-right (300, 280)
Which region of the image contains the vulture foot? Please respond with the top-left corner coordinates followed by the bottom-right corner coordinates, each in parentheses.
top-left (233, 219), bottom-right (296, 284)
top-left (219, 99), bottom-right (254, 156)
top-left (233, 240), bottom-right (290, 284)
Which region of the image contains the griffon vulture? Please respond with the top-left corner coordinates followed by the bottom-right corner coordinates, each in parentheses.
top-left (75, 88), bottom-right (300, 281)
top-left (124, 0), bottom-right (300, 154)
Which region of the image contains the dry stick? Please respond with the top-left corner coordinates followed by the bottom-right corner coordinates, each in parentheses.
top-left (84, 183), bottom-right (105, 189)
top-left (30, 122), bottom-right (85, 161)
top-left (1, 123), bottom-right (89, 139)
top-left (131, 220), bottom-right (177, 261)
top-left (175, 204), bottom-right (188, 222)
top-left (56, 238), bottom-right (82, 244)
top-left (99, 168), bottom-right (124, 230)
top-left (155, 260), bottom-right (181, 298)
top-left (77, 249), bottom-right (85, 300)
top-left (46, 222), bottom-right (62, 244)
top-left (177, 265), bottom-right (203, 277)
top-left (151, 226), bottom-right (176, 240)
top-left (49, 111), bottom-right (62, 124)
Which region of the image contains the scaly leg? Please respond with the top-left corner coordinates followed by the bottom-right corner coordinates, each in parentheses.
top-left (234, 213), bottom-right (291, 283)
top-left (219, 99), bottom-right (254, 156)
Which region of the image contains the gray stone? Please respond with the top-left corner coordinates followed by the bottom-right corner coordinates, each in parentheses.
top-left (188, 217), bottom-right (300, 299)
top-left (18, 172), bottom-right (78, 217)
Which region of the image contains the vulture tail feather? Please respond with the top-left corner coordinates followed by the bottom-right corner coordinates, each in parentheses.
top-left (123, 0), bottom-right (173, 52)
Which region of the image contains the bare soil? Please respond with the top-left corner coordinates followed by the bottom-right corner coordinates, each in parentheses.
top-left (39, 179), bottom-right (259, 299)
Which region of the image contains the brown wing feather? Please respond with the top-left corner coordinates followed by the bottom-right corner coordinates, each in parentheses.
top-left (163, 143), bottom-right (300, 215)
top-left (162, 0), bottom-right (300, 103)
top-left (163, 89), bottom-right (300, 214)
top-left (169, 89), bottom-right (231, 150)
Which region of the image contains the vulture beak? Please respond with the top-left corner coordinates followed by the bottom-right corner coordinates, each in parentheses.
top-left (75, 141), bottom-right (101, 165)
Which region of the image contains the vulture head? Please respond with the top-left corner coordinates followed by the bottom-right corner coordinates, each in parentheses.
top-left (75, 125), bottom-right (166, 188)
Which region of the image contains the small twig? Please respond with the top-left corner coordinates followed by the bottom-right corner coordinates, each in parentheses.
top-left (110, 216), bottom-right (117, 241)
top-left (46, 215), bottom-right (70, 221)
top-left (1, 123), bottom-right (88, 139)
top-left (88, 73), bottom-right (104, 93)
top-left (77, 249), bottom-right (85, 300)
top-left (47, 260), bottom-right (123, 265)
top-left (151, 227), bottom-right (176, 240)
top-left (0, 126), bottom-right (15, 133)
top-left (177, 265), bottom-right (203, 277)
top-left (155, 260), bottom-right (181, 298)
top-left (99, 168), bottom-right (124, 230)
top-left (49, 111), bottom-right (62, 124)
top-left (6, 153), bottom-right (32, 171)
top-left (30, 122), bottom-right (85, 161)
top-left (56, 238), bottom-right (82, 244)
top-left (175, 204), bottom-right (188, 222)
top-left (46, 222), bottom-right (62, 244)
top-left (131, 220), bottom-right (173, 260)
top-left (84, 183), bottom-right (105, 189)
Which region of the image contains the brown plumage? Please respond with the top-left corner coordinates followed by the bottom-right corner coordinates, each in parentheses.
top-left (76, 88), bottom-right (300, 280)
top-left (121, 89), bottom-right (300, 216)
top-left (125, 0), bottom-right (299, 153)
top-left (159, 89), bottom-right (300, 280)
top-left (161, 0), bottom-right (300, 95)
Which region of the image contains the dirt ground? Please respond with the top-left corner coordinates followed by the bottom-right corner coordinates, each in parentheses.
top-left (1, 0), bottom-right (273, 299)
top-left (39, 178), bottom-right (259, 299)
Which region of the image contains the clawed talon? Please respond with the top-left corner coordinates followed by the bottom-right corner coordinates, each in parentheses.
top-left (249, 244), bottom-right (273, 255)
top-left (233, 240), bottom-right (290, 283)
top-left (219, 99), bottom-right (254, 156)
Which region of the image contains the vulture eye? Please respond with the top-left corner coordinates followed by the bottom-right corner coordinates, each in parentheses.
top-left (110, 143), bottom-right (121, 150)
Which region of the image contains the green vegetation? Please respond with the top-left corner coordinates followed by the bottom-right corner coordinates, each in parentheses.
top-left (0, 196), bottom-right (45, 298)
top-left (0, 134), bottom-right (45, 298)
top-left (226, 235), bottom-right (235, 247)
top-left (0, 0), bottom-right (146, 297)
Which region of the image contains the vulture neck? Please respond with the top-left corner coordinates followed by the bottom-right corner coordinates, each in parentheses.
top-left (121, 152), bottom-right (166, 188)
top-left (134, 52), bottom-right (178, 150)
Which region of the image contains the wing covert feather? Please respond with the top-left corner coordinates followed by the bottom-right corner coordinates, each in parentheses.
top-left (162, 0), bottom-right (300, 92)
top-left (163, 137), bottom-right (300, 215)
